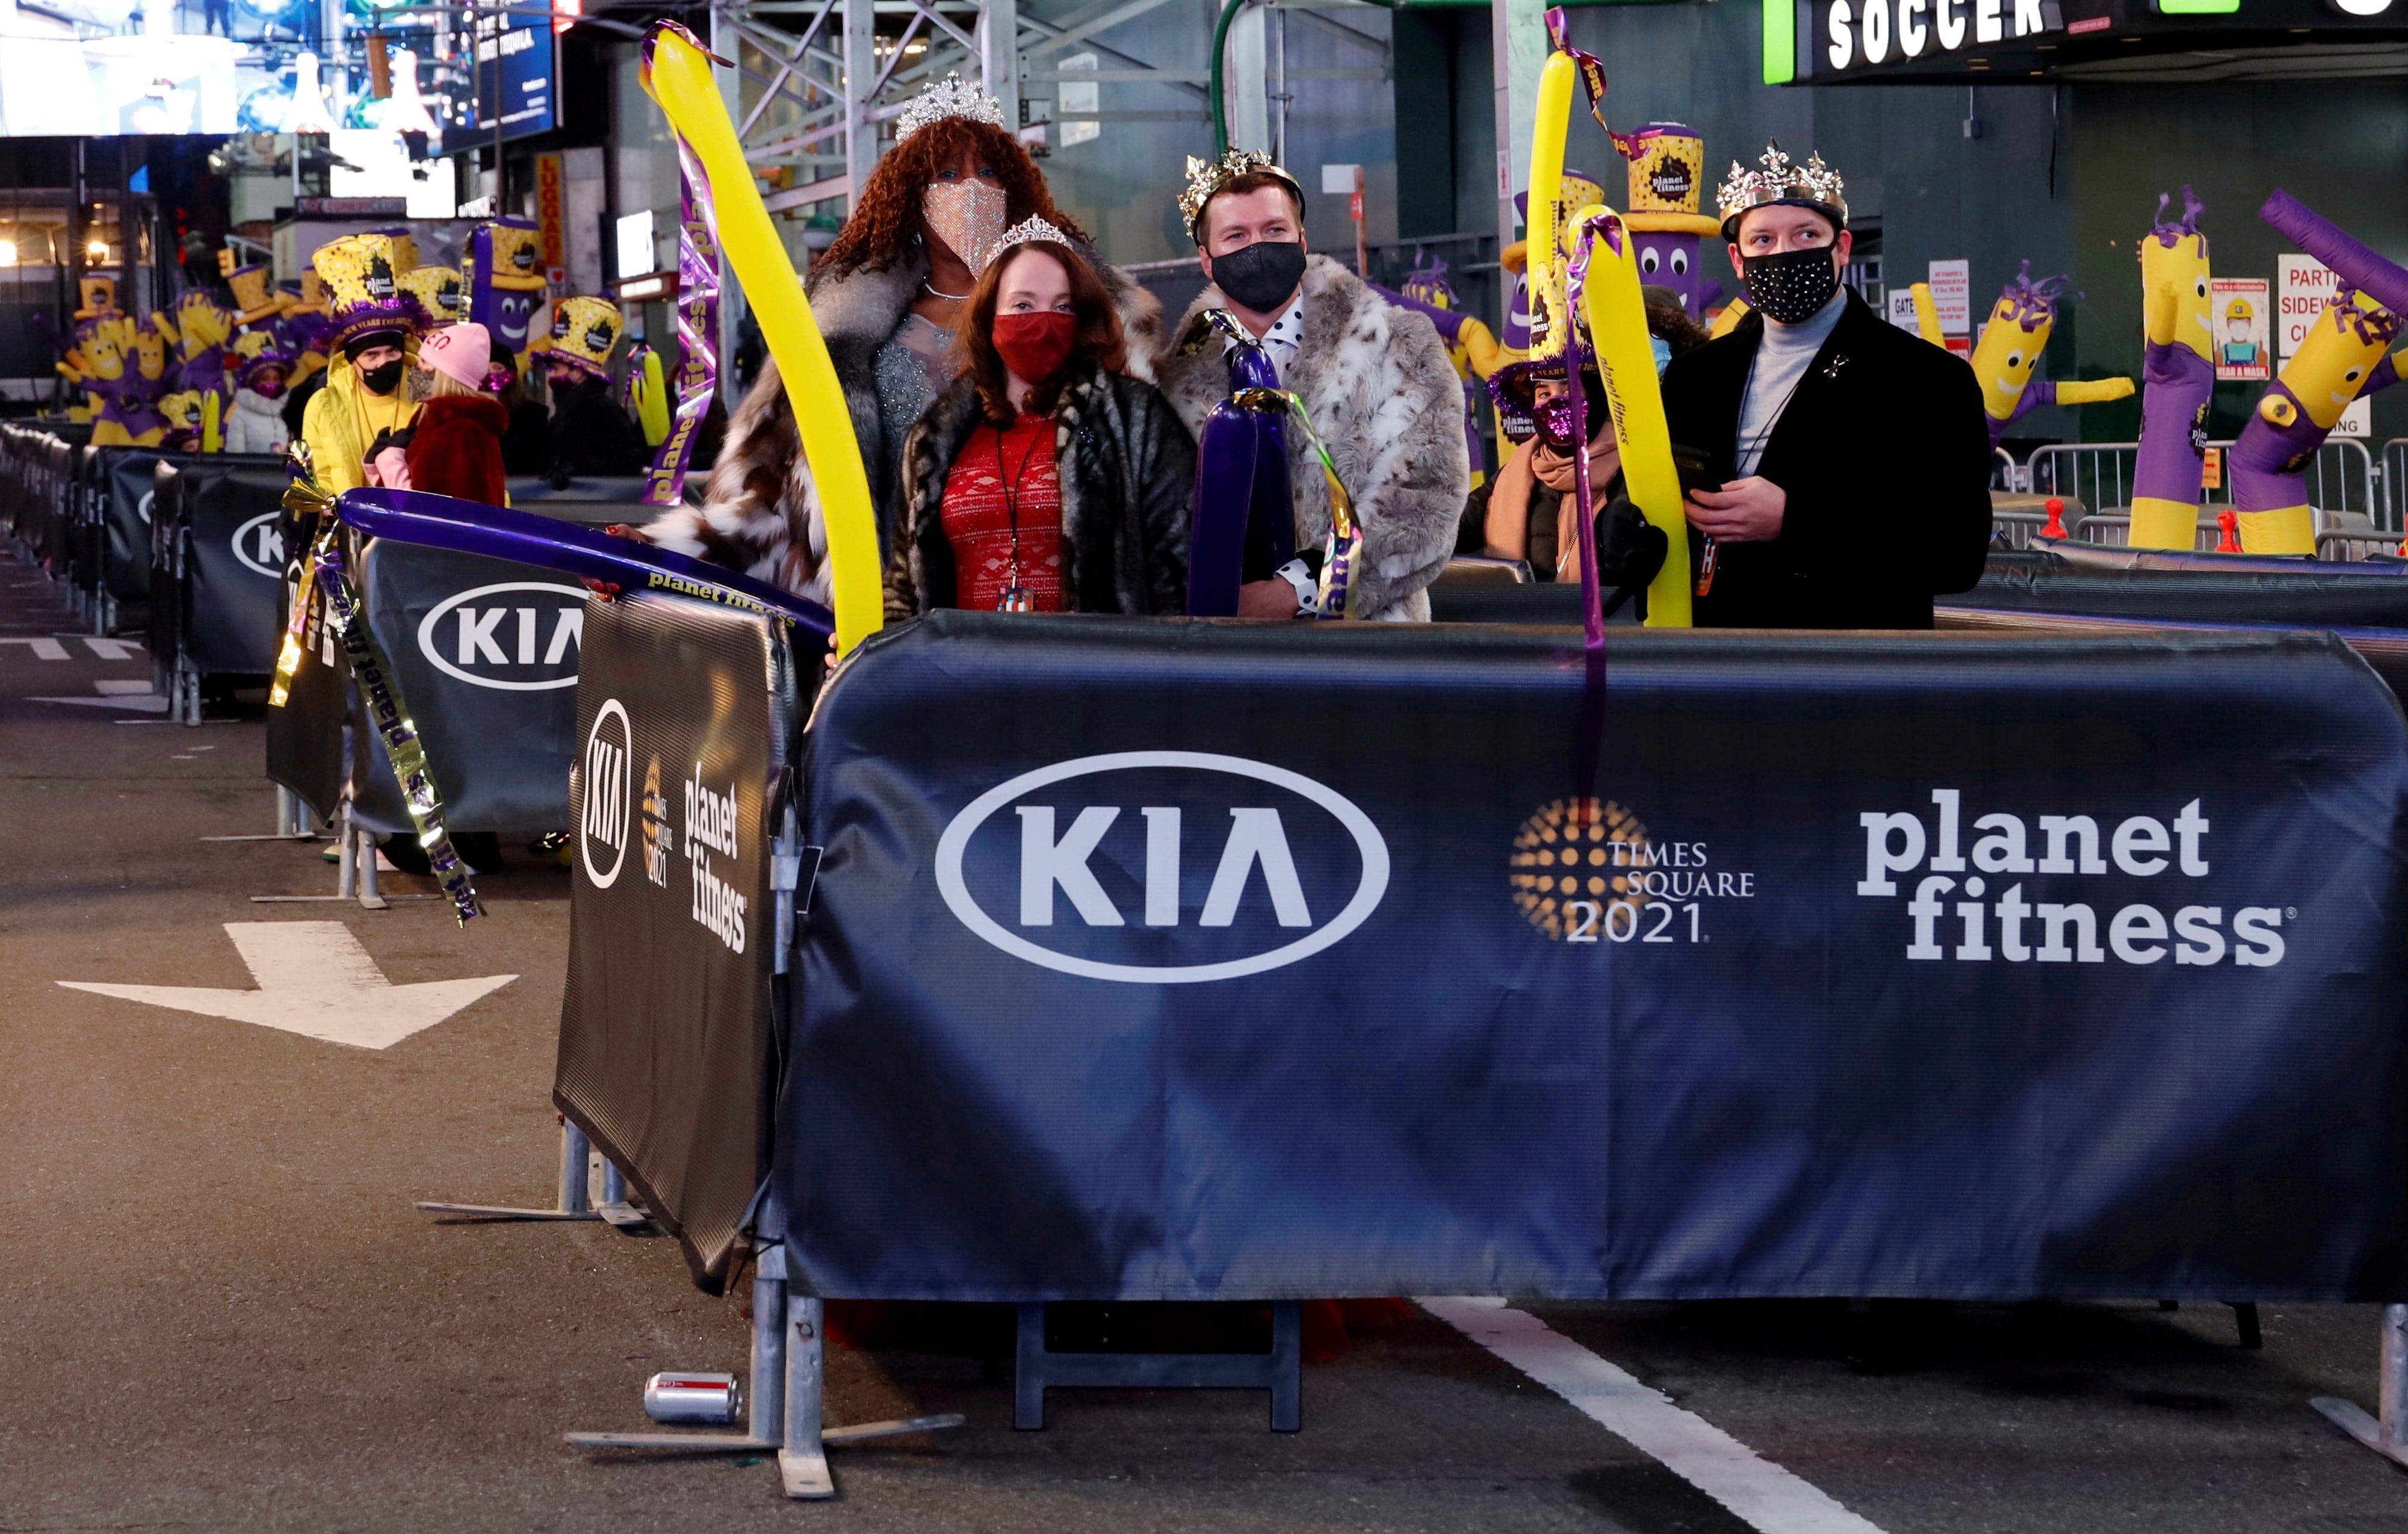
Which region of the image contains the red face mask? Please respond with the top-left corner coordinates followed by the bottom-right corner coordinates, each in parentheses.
top-left (991, 311), bottom-right (1079, 388)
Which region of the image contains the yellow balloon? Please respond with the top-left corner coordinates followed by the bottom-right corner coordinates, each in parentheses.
top-left (1909, 282), bottom-right (1943, 347)
top-left (642, 24), bottom-right (881, 654)
top-left (2054, 377), bottom-right (2134, 407)
top-left (634, 346), bottom-right (671, 447)
top-left (1707, 297), bottom-right (1750, 340)
top-left (1573, 207), bottom-right (1692, 629)
top-left (1521, 51), bottom-right (1579, 362)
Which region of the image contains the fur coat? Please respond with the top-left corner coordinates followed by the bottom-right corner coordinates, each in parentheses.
top-left (1153, 255), bottom-right (1468, 622)
top-left (403, 394), bottom-right (510, 507)
top-left (888, 363), bottom-right (1193, 618)
top-left (651, 248), bottom-right (1162, 602)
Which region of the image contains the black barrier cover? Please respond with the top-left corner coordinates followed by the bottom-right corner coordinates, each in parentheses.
top-left (348, 540), bottom-right (592, 835)
top-left (1960, 563), bottom-right (2408, 628)
top-left (785, 616), bottom-right (2408, 1302)
top-left (99, 448), bottom-right (167, 601)
top-left (504, 476), bottom-right (670, 525)
top-left (162, 455), bottom-right (288, 676)
top-left (264, 563), bottom-right (345, 826)
top-left (557, 592), bottom-right (791, 1288)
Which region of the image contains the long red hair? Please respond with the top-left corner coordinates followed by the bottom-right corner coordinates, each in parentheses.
top-left (816, 119), bottom-right (1091, 278)
top-left (954, 241), bottom-right (1126, 425)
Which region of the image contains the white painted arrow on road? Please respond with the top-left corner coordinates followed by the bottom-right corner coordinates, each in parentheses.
top-left (59, 922), bottom-right (516, 1050)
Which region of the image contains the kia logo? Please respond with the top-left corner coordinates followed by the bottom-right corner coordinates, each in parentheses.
top-left (580, 698), bottom-right (631, 889)
top-left (934, 750), bottom-right (1390, 985)
top-left (416, 581), bottom-right (586, 691)
top-left (137, 489), bottom-right (153, 526)
top-left (231, 512), bottom-right (283, 577)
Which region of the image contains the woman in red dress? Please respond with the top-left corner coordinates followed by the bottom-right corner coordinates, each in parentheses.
top-left (885, 220), bottom-right (1192, 618)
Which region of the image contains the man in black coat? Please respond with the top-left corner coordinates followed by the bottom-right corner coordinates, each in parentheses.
top-left (1661, 143), bottom-right (1991, 629)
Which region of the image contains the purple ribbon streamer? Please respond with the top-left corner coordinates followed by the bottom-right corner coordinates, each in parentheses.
top-left (643, 139), bottom-right (723, 507)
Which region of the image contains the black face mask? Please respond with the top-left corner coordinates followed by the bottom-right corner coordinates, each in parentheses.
top-left (1742, 247), bottom-right (1843, 326)
top-left (1211, 240), bottom-right (1308, 315)
top-left (359, 359), bottom-right (406, 396)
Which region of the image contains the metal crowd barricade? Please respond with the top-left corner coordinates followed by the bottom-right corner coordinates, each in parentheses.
top-left (1990, 446), bottom-right (2023, 492)
top-left (1990, 510), bottom-right (2046, 549)
top-left (2383, 438), bottom-right (2408, 533)
top-left (2029, 442), bottom-right (2134, 522)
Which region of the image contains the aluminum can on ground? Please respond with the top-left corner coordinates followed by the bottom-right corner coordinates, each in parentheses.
top-left (643, 1370), bottom-right (741, 1424)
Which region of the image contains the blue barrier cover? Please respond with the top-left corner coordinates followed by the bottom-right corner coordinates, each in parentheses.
top-left (782, 615), bottom-right (2408, 1302)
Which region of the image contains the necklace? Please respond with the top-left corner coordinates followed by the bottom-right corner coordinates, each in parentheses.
top-left (991, 418), bottom-right (1048, 611)
top-left (923, 280), bottom-right (971, 302)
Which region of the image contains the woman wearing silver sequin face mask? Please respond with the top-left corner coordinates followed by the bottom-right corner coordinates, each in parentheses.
top-left (647, 76), bottom-right (1165, 603)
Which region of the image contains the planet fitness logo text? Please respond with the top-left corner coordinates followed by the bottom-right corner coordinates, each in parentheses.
top-left (1857, 791), bottom-right (2285, 966)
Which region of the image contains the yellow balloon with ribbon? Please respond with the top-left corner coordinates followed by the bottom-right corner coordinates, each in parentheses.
top-left (642, 22), bottom-right (882, 654)
top-left (1571, 206), bottom-right (1692, 628)
top-left (1522, 51), bottom-right (1579, 360)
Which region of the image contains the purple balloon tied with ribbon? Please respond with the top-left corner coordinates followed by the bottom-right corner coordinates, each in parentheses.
top-left (1186, 313), bottom-right (1294, 617)
top-left (643, 140), bottom-right (723, 507)
top-left (334, 486), bottom-right (834, 634)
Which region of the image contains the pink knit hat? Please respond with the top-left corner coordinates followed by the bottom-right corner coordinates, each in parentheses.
top-left (421, 323), bottom-right (494, 392)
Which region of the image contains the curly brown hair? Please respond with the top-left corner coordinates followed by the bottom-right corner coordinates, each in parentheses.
top-left (955, 241), bottom-right (1126, 425)
top-left (817, 119), bottom-right (1091, 278)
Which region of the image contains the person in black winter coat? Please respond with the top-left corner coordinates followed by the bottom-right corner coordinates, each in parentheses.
top-left (1661, 143), bottom-right (1991, 629)
top-left (536, 295), bottom-right (651, 482)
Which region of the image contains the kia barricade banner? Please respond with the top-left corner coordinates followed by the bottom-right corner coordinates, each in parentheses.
top-left (557, 591), bottom-right (795, 1290)
top-left (168, 454), bottom-right (287, 676)
top-left (351, 539), bottom-right (592, 835)
top-left (785, 616), bottom-right (2408, 1302)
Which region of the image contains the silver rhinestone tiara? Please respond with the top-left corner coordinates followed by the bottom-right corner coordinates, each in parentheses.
top-left (895, 73), bottom-right (1008, 144)
top-left (985, 215), bottom-right (1074, 265)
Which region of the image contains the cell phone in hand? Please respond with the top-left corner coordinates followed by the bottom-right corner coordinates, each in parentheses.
top-left (1672, 445), bottom-right (1720, 501)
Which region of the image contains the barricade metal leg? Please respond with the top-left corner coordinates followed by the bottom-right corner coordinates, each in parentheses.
top-left (200, 787), bottom-right (324, 844)
top-left (2314, 1303), bottom-right (2408, 1468)
top-left (413, 1117), bottom-right (604, 1221)
top-left (355, 821), bottom-right (387, 911)
top-left (566, 1245), bottom-right (963, 1498)
top-left (1014, 1302), bottom-right (1302, 1432)
top-left (255, 803), bottom-right (437, 906)
top-left (596, 1160), bottom-right (646, 1229)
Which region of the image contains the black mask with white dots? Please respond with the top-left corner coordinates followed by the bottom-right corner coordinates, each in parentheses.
top-left (1741, 247), bottom-right (1842, 326)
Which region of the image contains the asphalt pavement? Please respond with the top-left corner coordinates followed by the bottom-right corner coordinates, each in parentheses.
top-left (5, 557), bottom-right (2408, 1533)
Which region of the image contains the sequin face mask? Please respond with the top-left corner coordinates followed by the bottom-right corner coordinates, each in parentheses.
top-left (923, 181), bottom-right (1009, 273)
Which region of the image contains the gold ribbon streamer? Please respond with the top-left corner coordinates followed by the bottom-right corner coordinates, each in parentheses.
top-left (282, 445), bottom-right (483, 924)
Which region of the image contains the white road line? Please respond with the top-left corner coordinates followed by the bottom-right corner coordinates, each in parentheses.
top-left (0, 636), bottom-right (69, 660)
top-left (1419, 1297), bottom-right (1886, 1534)
top-left (84, 637), bottom-right (142, 660)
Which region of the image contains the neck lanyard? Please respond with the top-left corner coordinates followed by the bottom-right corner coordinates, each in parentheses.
top-left (991, 417), bottom-right (1047, 612)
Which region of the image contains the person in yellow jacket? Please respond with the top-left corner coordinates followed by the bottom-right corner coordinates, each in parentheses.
top-left (300, 233), bottom-right (420, 494)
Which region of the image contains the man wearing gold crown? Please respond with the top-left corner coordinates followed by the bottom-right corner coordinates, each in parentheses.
top-left (1153, 148), bottom-right (1467, 621)
top-left (1659, 142), bottom-right (1989, 629)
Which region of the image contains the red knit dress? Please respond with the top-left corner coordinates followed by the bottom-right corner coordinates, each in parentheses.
top-left (938, 414), bottom-right (1062, 611)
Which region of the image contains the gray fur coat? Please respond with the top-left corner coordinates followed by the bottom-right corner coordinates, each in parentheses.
top-left (1152, 255), bottom-right (1469, 621)
top-left (888, 364), bottom-right (1193, 618)
top-left (650, 249), bottom-right (1160, 603)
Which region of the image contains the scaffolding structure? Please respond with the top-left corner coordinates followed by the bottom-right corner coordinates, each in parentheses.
top-left (710, 0), bottom-right (1221, 218)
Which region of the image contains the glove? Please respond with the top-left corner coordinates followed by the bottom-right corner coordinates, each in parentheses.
top-left (1588, 493), bottom-right (1667, 620)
